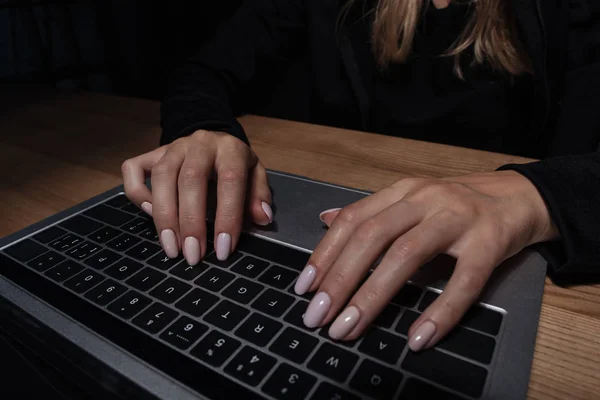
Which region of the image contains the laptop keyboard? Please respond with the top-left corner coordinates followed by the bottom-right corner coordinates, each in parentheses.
top-left (0, 193), bottom-right (505, 399)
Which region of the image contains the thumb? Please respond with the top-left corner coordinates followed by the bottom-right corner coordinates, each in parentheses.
top-left (319, 208), bottom-right (342, 227)
top-left (247, 162), bottom-right (273, 226)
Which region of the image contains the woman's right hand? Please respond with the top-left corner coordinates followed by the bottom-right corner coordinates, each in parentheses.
top-left (121, 130), bottom-right (272, 266)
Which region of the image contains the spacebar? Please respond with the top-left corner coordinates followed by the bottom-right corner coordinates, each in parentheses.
top-left (0, 254), bottom-right (261, 400)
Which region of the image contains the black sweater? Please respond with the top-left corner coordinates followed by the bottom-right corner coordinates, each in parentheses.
top-left (160, 0), bottom-right (600, 285)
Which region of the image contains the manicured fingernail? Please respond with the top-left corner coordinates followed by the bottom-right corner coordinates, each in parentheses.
top-left (141, 202), bottom-right (153, 217)
top-left (304, 292), bottom-right (331, 328)
top-left (329, 306), bottom-right (360, 340)
top-left (319, 208), bottom-right (342, 223)
top-left (160, 229), bottom-right (178, 259)
top-left (184, 237), bottom-right (200, 266)
top-left (408, 320), bottom-right (436, 351)
top-left (216, 232), bottom-right (231, 261)
top-left (294, 265), bottom-right (316, 295)
top-left (261, 201), bottom-right (273, 224)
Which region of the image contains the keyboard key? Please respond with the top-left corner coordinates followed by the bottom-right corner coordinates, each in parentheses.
top-left (204, 251), bottom-right (242, 268)
top-left (33, 226), bottom-right (67, 244)
top-left (4, 239), bottom-right (48, 262)
top-left (64, 269), bottom-right (104, 293)
top-left (105, 258), bottom-right (143, 280)
top-left (358, 328), bottom-right (406, 364)
top-left (258, 265), bottom-right (297, 290)
top-left (107, 233), bottom-right (141, 251)
top-left (88, 226), bottom-right (121, 244)
top-left (222, 278), bottom-right (264, 304)
top-left (132, 302), bottom-right (179, 334)
top-left (84, 249), bottom-right (121, 270)
top-left (399, 378), bottom-right (465, 400)
top-left (121, 217), bottom-right (153, 234)
top-left (125, 241), bottom-right (161, 261)
top-left (49, 233), bottom-right (83, 252)
top-left (195, 268), bottom-right (235, 292)
top-left (395, 310), bottom-right (420, 336)
top-left (45, 260), bottom-right (84, 282)
top-left (437, 326), bottom-right (496, 364)
top-left (418, 291), bottom-right (503, 336)
top-left (460, 306), bottom-right (503, 336)
top-left (287, 284), bottom-right (314, 300)
top-left (84, 204), bottom-right (134, 227)
top-left (59, 215), bottom-right (102, 236)
top-left (402, 349), bottom-right (487, 398)
top-left (126, 267), bottom-right (166, 292)
top-left (236, 234), bottom-right (310, 271)
top-left (417, 290), bottom-right (438, 311)
top-left (65, 241), bottom-right (101, 260)
top-left (139, 226), bottom-right (159, 242)
top-left (27, 251), bottom-right (65, 271)
top-left (105, 194), bottom-right (130, 208)
top-left (284, 301), bottom-right (315, 331)
top-left (373, 304), bottom-right (401, 328)
top-left (160, 316), bottom-right (208, 350)
top-left (307, 343), bottom-right (359, 383)
top-left (170, 261), bottom-right (208, 281)
top-left (149, 277), bottom-right (192, 304)
top-left (230, 256), bottom-right (269, 278)
top-left (262, 363), bottom-right (317, 400)
top-left (251, 288), bottom-right (294, 317)
top-left (147, 251), bottom-right (182, 270)
top-left (204, 300), bottom-right (249, 331)
top-left (84, 279), bottom-right (127, 306)
top-left (121, 203), bottom-right (141, 214)
top-left (224, 346), bottom-right (276, 387)
top-left (269, 327), bottom-right (319, 364)
top-left (234, 313), bottom-right (282, 347)
top-left (311, 382), bottom-right (360, 400)
top-left (392, 284), bottom-right (423, 308)
top-left (108, 290), bottom-right (152, 319)
top-left (191, 330), bottom-right (241, 367)
top-left (349, 359), bottom-right (402, 400)
top-left (318, 326), bottom-right (357, 348)
top-left (174, 288), bottom-right (218, 317)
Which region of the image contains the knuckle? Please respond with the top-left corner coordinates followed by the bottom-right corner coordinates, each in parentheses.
top-left (179, 211), bottom-right (199, 226)
top-left (121, 158), bottom-right (135, 174)
top-left (458, 271), bottom-right (487, 293)
top-left (363, 285), bottom-right (382, 302)
top-left (336, 207), bottom-right (359, 225)
top-left (152, 162), bottom-right (171, 177)
top-left (219, 167), bottom-right (245, 184)
top-left (387, 238), bottom-right (419, 263)
top-left (179, 166), bottom-right (202, 183)
top-left (355, 219), bottom-right (381, 243)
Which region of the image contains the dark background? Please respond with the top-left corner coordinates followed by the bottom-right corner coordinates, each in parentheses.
top-left (1, 1), bottom-right (243, 99)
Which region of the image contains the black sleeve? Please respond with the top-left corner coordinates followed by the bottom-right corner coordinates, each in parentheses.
top-left (160, 0), bottom-right (307, 146)
top-left (498, 153), bottom-right (600, 285)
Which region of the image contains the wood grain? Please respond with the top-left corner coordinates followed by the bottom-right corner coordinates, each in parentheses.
top-left (1, 86), bottom-right (599, 399)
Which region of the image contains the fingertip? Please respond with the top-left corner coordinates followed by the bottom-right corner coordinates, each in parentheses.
top-left (408, 320), bottom-right (437, 352)
top-left (319, 208), bottom-right (341, 226)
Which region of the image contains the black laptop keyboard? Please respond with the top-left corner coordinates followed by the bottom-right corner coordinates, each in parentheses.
top-left (0, 194), bottom-right (504, 399)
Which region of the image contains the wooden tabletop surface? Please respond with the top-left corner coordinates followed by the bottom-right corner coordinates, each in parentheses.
top-left (1, 86), bottom-right (599, 399)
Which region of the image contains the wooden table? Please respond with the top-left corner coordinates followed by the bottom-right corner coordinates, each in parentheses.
top-left (1, 86), bottom-right (599, 399)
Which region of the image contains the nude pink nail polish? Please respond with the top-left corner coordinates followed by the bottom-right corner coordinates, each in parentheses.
top-left (408, 320), bottom-right (436, 351)
top-left (329, 306), bottom-right (360, 340)
top-left (294, 265), bottom-right (316, 295)
top-left (303, 292), bottom-right (331, 328)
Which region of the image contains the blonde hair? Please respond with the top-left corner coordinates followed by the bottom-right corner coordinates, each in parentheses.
top-left (344, 0), bottom-right (531, 78)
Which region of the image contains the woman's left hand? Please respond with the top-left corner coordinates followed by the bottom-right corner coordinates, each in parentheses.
top-left (294, 170), bottom-right (558, 350)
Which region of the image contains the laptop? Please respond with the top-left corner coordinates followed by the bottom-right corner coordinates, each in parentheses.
top-left (0, 170), bottom-right (546, 399)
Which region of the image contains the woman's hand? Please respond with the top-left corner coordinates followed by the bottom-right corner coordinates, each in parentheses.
top-left (295, 170), bottom-right (558, 351)
top-left (121, 130), bottom-right (272, 265)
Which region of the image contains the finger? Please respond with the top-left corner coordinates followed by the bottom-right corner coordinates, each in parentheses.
top-left (178, 150), bottom-right (215, 266)
top-left (319, 208), bottom-right (341, 227)
top-left (122, 147), bottom-right (167, 216)
top-left (247, 162), bottom-right (273, 226)
top-left (151, 146), bottom-right (185, 259)
top-left (407, 240), bottom-right (497, 351)
top-left (213, 145), bottom-right (251, 261)
top-left (303, 200), bottom-right (425, 329)
top-left (327, 211), bottom-right (466, 340)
